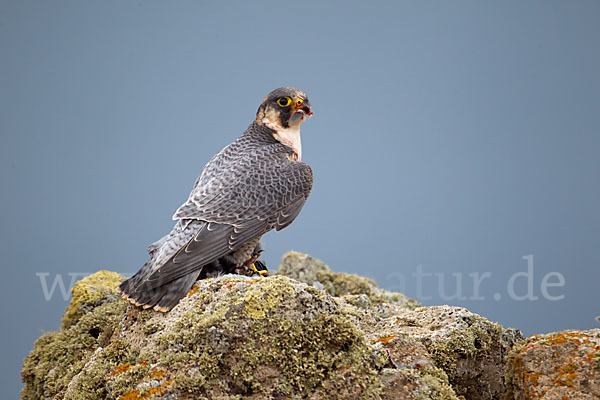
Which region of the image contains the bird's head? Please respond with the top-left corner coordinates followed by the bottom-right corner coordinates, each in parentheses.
top-left (256, 87), bottom-right (313, 130)
top-left (255, 87), bottom-right (312, 161)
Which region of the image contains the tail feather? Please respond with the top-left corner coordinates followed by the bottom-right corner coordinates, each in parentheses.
top-left (117, 260), bottom-right (153, 296)
top-left (152, 270), bottom-right (201, 311)
top-left (118, 239), bottom-right (267, 312)
top-left (119, 260), bottom-right (202, 312)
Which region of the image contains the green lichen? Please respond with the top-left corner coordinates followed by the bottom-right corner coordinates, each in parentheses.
top-left (172, 373), bottom-right (207, 394)
top-left (156, 275), bottom-right (383, 399)
top-left (317, 270), bottom-right (376, 297)
top-left (21, 299), bottom-right (130, 399)
top-left (377, 365), bottom-right (458, 400)
top-left (427, 316), bottom-right (499, 376)
top-left (28, 259), bottom-right (512, 399)
top-left (62, 270), bottom-right (125, 330)
top-left (413, 366), bottom-right (460, 400)
top-left (143, 321), bottom-right (165, 335)
top-left (233, 313), bottom-right (379, 396)
top-left (317, 268), bottom-right (417, 308)
top-left (65, 341), bottom-right (149, 400)
top-left (21, 271), bottom-right (163, 400)
top-left (239, 275), bottom-right (295, 319)
top-left (277, 251), bottom-right (332, 284)
top-left (424, 315), bottom-right (512, 399)
top-left (137, 309), bottom-right (154, 324)
top-left (278, 251), bottom-right (418, 310)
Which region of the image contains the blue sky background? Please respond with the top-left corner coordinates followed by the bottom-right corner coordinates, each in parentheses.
top-left (1, 1), bottom-right (599, 396)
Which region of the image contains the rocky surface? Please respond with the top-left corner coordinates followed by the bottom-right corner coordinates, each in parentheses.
top-left (21, 252), bottom-right (599, 399)
top-left (503, 329), bottom-right (600, 400)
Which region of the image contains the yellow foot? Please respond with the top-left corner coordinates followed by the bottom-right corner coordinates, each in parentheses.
top-left (250, 263), bottom-right (268, 277)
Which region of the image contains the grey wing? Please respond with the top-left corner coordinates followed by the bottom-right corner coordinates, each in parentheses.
top-left (147, 156), bottom-right (313, 287)
top-left (174, 153), bottom-right (313, 225)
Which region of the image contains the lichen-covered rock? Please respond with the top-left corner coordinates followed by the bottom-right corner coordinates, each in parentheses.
top-left (379, 366), bottom-right (460, 400)
top-left (21, 285), bottom-right (129, 399)
top-left (503, 329), bottom-right (600, 400)
top-left (23, 272), bottom-right (387, 399)
top-left (277, 251), bottom-right (419, 311)
top-left (278, 253), bottom-right (524, 399)
top-left (61, 270), bottom-right (125, 330)
top-left (21, 252), bottom-right (530, 400)
top-left (355, 305), bottom-right (524, 400)
top-left (276, 251), bottom-right (332, 285)
top-left (121, 274), bottom-right (385, 399)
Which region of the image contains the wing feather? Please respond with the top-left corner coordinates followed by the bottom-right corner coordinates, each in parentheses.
top-left (146, 223), bottom-right (233, 286)
top-left (146, 140), bottom-right (313, 288)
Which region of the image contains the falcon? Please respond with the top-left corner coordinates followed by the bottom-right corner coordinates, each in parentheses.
top-left (118, 87), bottom-right (313, 312)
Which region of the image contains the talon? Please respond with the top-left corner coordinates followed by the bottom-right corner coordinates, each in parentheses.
top-left (250, 263), bottom-right (260, 273)
top-left (244, 254), bottom-right (258, 265)
top-left (249, 262), bottom-right (268, 277)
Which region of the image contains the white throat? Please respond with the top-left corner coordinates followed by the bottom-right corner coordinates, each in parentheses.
top-left (263, 118), bottom-right (302, 161)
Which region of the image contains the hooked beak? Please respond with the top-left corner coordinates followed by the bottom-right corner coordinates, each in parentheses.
top-left (289, 100), bottom-right (313, 125)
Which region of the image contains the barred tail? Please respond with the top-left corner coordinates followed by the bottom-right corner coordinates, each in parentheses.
top-left (117, 260), bottom-right (202, 312)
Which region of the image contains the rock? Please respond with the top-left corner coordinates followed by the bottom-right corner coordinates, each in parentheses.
top-left (21, 284), bottom-right (129, 399)
top-left (277, 253), bottom-right (523, 399)
top-left (23, 272), bottom-right (385, 399)
top-left (61, 270), bottom-right (125, 330)
top-left (276, 251), bottom-right (332, 285)
top-left (22, 251), bottom-right (584, 400)
top-left (277, 251), bottom-right (419, 311)
top-left (504, 329), bottom-right (600, 400)
top-left (365, 306), bottom-right (523, 400)
top-left (379, 367), bottom-right (460, 400)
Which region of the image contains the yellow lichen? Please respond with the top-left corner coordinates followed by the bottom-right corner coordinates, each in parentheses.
top-left (62, 270), bottom-right (124, 330)
top-left (157, 275), bottom-right (382, 398)
top-left (241, 276), bottom-right (295, 319)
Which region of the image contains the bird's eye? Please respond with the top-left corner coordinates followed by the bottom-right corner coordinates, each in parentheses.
top-left (277, 97), bottom-right (292, 107)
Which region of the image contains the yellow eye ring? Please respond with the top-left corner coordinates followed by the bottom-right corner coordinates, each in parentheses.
top-left (277, 97), bottom-right (292, 107)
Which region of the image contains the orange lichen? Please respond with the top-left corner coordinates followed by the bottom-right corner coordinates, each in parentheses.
top-left (509, 331), bottom-right (600, 399)
top-left (554, 365), bottom-right (576, 387)
top-left (187, 285), bottom-right (199, 296)
top-left (120, 379), bottom-right (174, 400)
top-left (376, 335), bottom-right (397, 346)
top-left (111, 363), bottom-right (133, 377)
top-left (109, 360), bottom-right (149, 380)
top-left (120, 389), bottom-right (142, 400)
top-left (217, 278), bottom-right (259, 290)
top-left (148, 368), bottom-right (166, 380)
